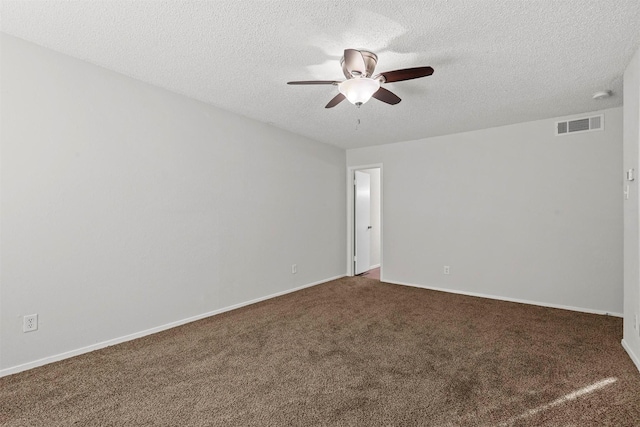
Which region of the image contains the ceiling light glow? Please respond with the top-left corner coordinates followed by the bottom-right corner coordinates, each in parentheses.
top-left (339, 78), bottom-right (381, 106)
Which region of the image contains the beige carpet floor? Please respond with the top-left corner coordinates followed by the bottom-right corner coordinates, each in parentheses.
top-left (1, 276), bottom-right (639, 426)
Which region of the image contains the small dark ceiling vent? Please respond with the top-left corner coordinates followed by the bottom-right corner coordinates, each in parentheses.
top-left (556, 114), bottom-right (604, 136)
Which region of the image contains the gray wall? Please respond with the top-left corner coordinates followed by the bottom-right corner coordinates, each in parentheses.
top-left (623, 47), bottom-right (640, 371)
top-left (0, 35), bottom-right (346, 373)
top-left (348, 108), bottom-right (623, 315)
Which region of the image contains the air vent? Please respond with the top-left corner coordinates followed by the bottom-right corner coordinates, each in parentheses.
top-left (557, 121), bottom-right (568, 134)
top-left (556, 114), bottom-right (604, 136)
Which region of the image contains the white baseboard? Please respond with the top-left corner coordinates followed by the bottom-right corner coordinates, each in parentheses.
top-left (382, 279), bottom-right (624, 318)
top-left (369, 264), bottom-right (381, 269)
top-left (621, 339), bottom-right (640, 373)
top-left (0, 275), bottom-right (345, 378)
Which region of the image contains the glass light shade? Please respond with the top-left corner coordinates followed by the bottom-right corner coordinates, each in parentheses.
top-left (338, 78), bottom-right (381, 105)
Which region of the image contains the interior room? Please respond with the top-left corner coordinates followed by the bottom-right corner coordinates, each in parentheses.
top-left (1, 1), bottom-right (640, 425)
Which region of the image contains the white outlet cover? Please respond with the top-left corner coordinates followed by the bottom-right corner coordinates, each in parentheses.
top-left (23, 314), bottom-right (38, 332)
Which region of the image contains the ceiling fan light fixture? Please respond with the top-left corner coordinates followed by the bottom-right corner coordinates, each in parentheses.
top-left (338, 78), bottom-right (381, 106)
top-left (288, 48), bottom-right (433, 108)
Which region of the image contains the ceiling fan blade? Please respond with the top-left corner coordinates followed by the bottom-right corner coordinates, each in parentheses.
top-left (325, 93), bottom-right (346, 108)
top-left (287, 80), bottom-right (340, 85)
top-left (372, 87), bottom-right (401, 105)
top-left (376, 66), bottom-right (434, 83)
top-left (344, 49), bottom-right (367, 76)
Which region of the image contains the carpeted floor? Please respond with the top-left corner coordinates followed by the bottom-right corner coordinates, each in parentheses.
top-left (2, 276), bottom-right (639, 426)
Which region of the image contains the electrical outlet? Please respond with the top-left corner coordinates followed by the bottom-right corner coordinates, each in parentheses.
top-left (291, 264), bottom-right (297, 274)
top-left (23, 314), bottom-right (38, 332)
top-left (443, 265), bottom-right (450, 275)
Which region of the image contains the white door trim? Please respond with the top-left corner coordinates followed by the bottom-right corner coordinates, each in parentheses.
top-left (346, 164), bottom-right (383, 278)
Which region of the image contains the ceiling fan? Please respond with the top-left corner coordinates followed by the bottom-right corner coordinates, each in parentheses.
top-left (287, 49), bottom-right (434, 108)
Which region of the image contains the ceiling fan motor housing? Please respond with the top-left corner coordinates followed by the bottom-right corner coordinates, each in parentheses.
top-left (340, 50), bottom-right (378, 79)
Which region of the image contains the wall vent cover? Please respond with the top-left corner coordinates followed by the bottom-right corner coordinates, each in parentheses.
top-left (556, 114), bottom-right (604, 136)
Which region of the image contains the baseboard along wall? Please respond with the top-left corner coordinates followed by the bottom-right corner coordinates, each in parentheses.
top-left (383, 279), bottom-right (624, 318)
top-left (4, 275), bottom-right (626, 378)
top-left (0, 275), bottom-right (345, 378)
top-left (621, 339), bottom-right (640, 373)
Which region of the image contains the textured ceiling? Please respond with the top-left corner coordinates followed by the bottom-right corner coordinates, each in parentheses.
top-left (2, 0), bottom-right (640, 149)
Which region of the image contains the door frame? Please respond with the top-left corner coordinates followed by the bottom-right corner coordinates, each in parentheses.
top-left (347, 164), bottom-right (383, 278)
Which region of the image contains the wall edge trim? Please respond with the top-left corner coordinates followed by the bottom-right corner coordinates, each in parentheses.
top-left (622, 339), bottom-right (640, 373)
top-left (383, 279), bottom-right (623, 317)
top-left (0, 274), bottom-right (345, 378)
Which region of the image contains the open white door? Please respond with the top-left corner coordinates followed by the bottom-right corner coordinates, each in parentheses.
top-left (354, 171), bottom-right (371, 275)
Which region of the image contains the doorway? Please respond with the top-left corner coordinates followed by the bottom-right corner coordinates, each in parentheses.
top-left (347, 165), bottom-right (382, 279)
